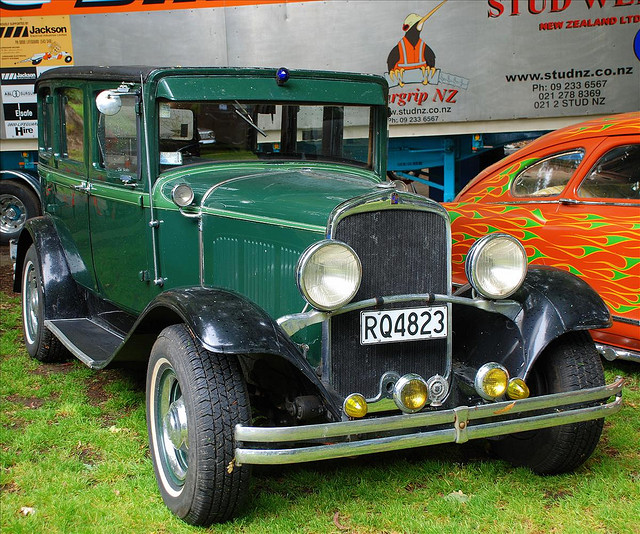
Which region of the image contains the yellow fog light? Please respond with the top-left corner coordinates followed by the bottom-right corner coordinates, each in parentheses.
top-left (507, 378), bottom-right (530, 400)
top-left (344, 393), bottom-right (368, 418)
top-left (475, 363), bottom-right (509, 400)
top-left (393, 374), bottom-right (429, 413)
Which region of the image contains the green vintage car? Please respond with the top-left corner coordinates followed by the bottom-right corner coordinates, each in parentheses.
top-left (13, 66), bottom-right (622, 526)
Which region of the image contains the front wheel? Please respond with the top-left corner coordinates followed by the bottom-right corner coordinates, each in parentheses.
top-left (146, 324), bottom-right (251, 525)
top-left (490, 331), bottom-right (605, 474)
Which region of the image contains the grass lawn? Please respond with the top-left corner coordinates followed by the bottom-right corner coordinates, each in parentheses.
top-left (1, 285), bottom-right (639, 533)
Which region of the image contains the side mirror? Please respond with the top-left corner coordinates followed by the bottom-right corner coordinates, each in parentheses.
top-left (96, 90), bottom-right (122, 116)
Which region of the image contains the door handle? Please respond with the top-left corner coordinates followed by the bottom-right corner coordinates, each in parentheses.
top-left (73, 182), bottom-right (91, 193)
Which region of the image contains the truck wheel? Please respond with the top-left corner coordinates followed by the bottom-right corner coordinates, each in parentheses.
top-left (146, 324), bottom-right (251, 525)
top-left (21, 245), bottom-right (67, 362)
top-left (0, 180), bottom-right (40, 244)
top-left (490, 331), bottom-right (605, 474)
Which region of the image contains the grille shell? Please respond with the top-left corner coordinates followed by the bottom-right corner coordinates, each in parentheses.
top-left (328, 203), bottom-right (451, 399)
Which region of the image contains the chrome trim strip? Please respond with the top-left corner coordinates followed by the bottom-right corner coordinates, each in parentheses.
top-left (277, 293), bottom-right (522, 337)
top-left (596, 344), bottom-right (640, 364)
top-left (493, 200), bottom-right (639, 207)
top-left (612, 315), bottom-right (640, 327)
top-left (139, 79), bottom-right (163, 287)
top-left (493, 200), bottom-right (561, 205)
top-left (326, 190), bottom-right (451, 239)
top-left (198, 206), bottom-right (325, 232)
top-left (234, 377), bottom-right (623, 465)
top-left (366, 397), bottom-right (398, 414)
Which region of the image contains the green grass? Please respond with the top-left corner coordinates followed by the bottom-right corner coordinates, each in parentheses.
top-left (1, 290), bottom-right (639, 533)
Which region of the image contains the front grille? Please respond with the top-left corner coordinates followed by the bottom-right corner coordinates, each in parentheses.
top-left (329, 208), bottom-right (450, 399)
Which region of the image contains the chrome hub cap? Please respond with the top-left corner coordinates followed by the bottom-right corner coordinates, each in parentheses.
top-left (163, 396), bottom-right (189, 450)
top-left (22, 260), bottom-right (39, 345)
top-left (0, 194), bottom-right (26, 234)
top-left (155, 365), bottom-right (189, 488)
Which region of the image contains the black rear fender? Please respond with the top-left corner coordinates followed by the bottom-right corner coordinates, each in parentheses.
top-left (13, 216), bottom-right (87, 319)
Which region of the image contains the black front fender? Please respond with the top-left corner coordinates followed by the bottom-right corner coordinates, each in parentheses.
top-left (113, 287), bottom-right (341, 418)
top-left (512, 266), bottom-right (611, 357)
top-left (453, 266), bottom-right (610, 379)
top-left (144, 287), bottom-right (293, 355)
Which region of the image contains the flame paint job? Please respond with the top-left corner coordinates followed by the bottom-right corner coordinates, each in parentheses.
top-left (445, 113), bottom-right (640, 353)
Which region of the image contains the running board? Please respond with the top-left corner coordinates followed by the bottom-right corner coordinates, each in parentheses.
top-left (45, 318), bottom-right (124, 369)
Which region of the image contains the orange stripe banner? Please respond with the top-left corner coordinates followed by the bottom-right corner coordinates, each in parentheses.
top-left (0, 0), bottom-right (313, 17)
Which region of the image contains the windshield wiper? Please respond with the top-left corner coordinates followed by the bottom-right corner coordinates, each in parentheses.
top-left (233, 101), bottom-right (267, 137)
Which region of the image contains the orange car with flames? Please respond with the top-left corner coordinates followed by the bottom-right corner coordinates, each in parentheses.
top-left (445, 112), bottom-right (639, 363)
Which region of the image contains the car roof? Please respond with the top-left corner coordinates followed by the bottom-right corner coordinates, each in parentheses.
top-left (36, 66), bottom-right (156, 85)
top-left (507, 112), bottom-right (639, 160)
top-left (454, 112), bottom-right (640, 200)
top-left (35, 66), bottom-right (388, 90)
top-left (530, 112), bottom-right (640, 147)
top-left (475, 112), bottom-right (639, 180)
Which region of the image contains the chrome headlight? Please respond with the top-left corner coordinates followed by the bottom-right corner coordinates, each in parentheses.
top-left (465, 234), bottom-right (527, 299)
top-left (296, 240), bottom-right (362, 311)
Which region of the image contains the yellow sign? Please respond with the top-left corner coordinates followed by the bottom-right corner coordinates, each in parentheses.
top-left (0, 16), bottom-right (74, 67)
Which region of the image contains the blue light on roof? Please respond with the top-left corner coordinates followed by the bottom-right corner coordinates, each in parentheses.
top-left (276, 67), bottom-right (290, 86)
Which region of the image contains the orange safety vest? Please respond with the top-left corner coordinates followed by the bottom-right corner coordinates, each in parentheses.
top-left (395, 37), bottom-right (427, 70)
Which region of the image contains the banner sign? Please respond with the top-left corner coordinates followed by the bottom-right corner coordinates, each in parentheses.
top-left (0, 0), bottom-right (638, 138)
top-left (0, 16), bottom-right (74, 67)
top-left (1, 67), bottom-right (38, 139)
top-left (383, 0), bottom-right (640, 125)
top-left (0, 16), bottom-right (71, 139)
top-left (0, 0), bottom-right (307, 17)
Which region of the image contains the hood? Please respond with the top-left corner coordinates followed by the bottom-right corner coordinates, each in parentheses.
top-left (157, 162), bottom-right (382, 230)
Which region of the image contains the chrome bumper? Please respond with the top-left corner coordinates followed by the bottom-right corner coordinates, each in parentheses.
top-left (235, 377), bottom-right (623, 465)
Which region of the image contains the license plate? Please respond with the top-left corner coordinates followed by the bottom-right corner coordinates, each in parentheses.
top-left (360, 306), bottom-right (448, 345)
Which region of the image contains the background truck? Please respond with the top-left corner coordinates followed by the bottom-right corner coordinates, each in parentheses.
top-left (1, 0), bottom-right (639, 241)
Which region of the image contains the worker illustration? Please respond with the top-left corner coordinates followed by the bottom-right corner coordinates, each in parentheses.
top-left (387, 0), bottom-right (447, 87)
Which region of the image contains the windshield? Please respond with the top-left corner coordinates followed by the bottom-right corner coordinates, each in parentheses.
top-left (158, 100), bottom-right (374, 170)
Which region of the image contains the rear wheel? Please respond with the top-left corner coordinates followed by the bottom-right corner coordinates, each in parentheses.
top-left (21, 244), bottom-right (67, 362)
top-left (146, 324), bottom-right (251, 525)
top-left (490, 331), bottom-right (605, 474)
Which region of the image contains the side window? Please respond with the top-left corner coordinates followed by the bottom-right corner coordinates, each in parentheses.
top-left (158, 103), bottom-right (197, 166)
top-left (577, 144), bottom-right (640, 199)
top-left (37, 88), bottom-right (55, 169)
top-left (38, 88), bottom-right (53, 152)
top-left (511, 150), bottom-right (584, 197)
top-left (98, 97), bottom-right (139, 183)
top-left (60, 88), bottom-right (84, 162)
